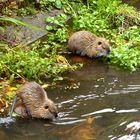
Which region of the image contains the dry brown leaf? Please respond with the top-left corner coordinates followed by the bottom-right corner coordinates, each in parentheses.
top-left (57, 55), bottom-right (69, 65)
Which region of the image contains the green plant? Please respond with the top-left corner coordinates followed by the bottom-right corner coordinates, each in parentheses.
top-left (39, 0), bottom-right (62, 10)
top-left (45, 14), bottom-right (68, 43)
top-left (108, 26), bottom-right (140, 71)
top-left (73, 10), bottom-right (113, 37)
top-left (121, 26), bottom-right (140, 45)
top-left (17, 6), bottom-right (37, 16)
top-left (0, 43), bottom-right (78, 82)
top-left (109, 45), bottom-right (140, 71)
top-left (0, 16), bottom-right (45, 31)
top-left (116, 4), bottom-right (140, 26)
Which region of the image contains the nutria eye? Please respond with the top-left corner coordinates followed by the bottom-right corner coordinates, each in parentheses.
top-left (44, 105), bottom-right (49, 109)
top-left (98, 42), bottom-right (102, 45)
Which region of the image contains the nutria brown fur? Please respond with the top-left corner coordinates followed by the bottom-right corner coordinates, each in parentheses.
top-left (68, 31), bottom-right (110, 58)
top-left (13, 82), bottom-right (58, 120)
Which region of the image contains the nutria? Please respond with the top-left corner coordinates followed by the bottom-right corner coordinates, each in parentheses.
top-left (68, 31), bottom-right (110, 58)
top-left (9, 82), bottom-right (58, 120)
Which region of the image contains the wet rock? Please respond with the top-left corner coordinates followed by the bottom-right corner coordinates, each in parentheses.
top-left (1, 9), bottom-right (64, 46)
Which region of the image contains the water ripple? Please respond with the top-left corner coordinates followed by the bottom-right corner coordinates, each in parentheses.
top-left (117, 135), bottom-right (140, 140)
top-left (116, 109), bottom-right (138, 113)
top-left (105, 85), bottom-right (140, 95)
top-left (53, 118), bottom-right (85, 125)
top-left (81, 108), bottom-right (115, 117)
top-left (82, 108), bottom-right (139, 117)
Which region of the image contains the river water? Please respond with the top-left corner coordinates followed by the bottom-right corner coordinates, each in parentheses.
top-left (1, 56), bottom-right (140, 140)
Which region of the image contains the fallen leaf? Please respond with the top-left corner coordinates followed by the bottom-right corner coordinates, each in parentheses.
top-left (6, 91), bottom-right (16, 98)
top-left (42, 84), bottom-right (49, 89)
top-left (57, 55), bottom-right (69, 65)
top-left (5, 86), bottom-right (17, 91)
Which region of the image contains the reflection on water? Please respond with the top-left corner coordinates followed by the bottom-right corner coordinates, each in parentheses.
top-left (1, 56), bottom-right (140, 140)
top-left (57, 117), bottom-right (97, 140)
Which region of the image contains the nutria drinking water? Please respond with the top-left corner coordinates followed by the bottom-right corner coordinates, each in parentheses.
top-left (9, 82), bottom-right (58, 120)
top-left (68, 31), bottom-right (110, 58)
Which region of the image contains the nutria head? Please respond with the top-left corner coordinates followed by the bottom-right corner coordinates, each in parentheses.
top-left (88, 37), bottom-right (110, 58)
top-left (15, 82), bottom-right (58, 120)
top-left (30, 98), bottom-right (58, 120)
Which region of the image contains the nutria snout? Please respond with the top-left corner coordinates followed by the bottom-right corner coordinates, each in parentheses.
top-left (68, 31), bottom-right (110, 58)
top-left (13, 82), bottom-right (58, 120)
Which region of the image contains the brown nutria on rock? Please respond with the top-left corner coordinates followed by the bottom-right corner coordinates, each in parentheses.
top-left (9, 82), bottom-right (58, 120)
top-left (68, 31), bottom-right (110, 58)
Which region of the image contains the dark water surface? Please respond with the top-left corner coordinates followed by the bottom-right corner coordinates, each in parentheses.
top-left (1, 56), bottom-right (140, 140)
